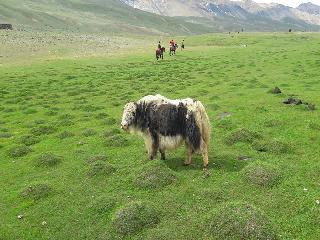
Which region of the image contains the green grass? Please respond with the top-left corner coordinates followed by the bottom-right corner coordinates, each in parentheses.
top-left (0, 33), bottom-right (320, 239)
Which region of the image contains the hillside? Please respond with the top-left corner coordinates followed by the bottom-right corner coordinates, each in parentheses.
top-left (123, 0), bottom-right (320, 31)
top-left (297, 2), bottom-right (320, 15)
top-left (0, 0), bottom-right (216, 35)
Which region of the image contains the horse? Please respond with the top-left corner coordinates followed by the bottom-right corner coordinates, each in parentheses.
top-left (156, 47), bottom-right (165, 60)
top-left (170, 44), bottom-right (178, 56)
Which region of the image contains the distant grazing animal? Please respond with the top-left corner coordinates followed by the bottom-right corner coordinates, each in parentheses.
top-left (121, 95), bottom-right (211, 168)
top-left (0, 24), bottom-right (13, 30)
top-left (156, 47), bottom-right (165, 60)
top-left (169, 44), bottom-right (178, 56)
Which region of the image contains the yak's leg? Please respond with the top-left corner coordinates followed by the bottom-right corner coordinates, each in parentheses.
top-left (150, 130), bottom-right (159, 160)
top-left (201, 141), bottom-right (209, 169)
top-left (160, 149), bottom-right (166, 160)
top-left (184, 146), bottom-right (193, 166)
top-left (144, 134), bottom-right (152, 156)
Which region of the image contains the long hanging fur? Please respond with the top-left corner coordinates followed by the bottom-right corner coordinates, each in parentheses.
top-left (121, 95), bottom-right (211, 168)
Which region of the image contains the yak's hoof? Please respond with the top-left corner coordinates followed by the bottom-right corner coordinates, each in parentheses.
top-left (202, 169), bottom-right (211, 179)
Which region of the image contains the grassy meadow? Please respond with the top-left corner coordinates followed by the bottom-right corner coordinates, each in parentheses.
top-left (1, 32), bottom-right (320, 239)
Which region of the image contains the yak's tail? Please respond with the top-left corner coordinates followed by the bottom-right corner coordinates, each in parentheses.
top-left (194, 100), bottom-right (211, 147)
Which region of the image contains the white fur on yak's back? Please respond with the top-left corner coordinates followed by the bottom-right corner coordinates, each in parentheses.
top-left (138, 94), bottom-right (168, 105)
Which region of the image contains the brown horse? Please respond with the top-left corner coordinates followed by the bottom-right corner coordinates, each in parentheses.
top-left (156, 47), bottom-right (165, 60)
top-left (170, 44), bottom-right (178, 56)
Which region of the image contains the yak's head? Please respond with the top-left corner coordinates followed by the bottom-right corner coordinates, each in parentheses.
top-left (121, 102), bottom-right (137, 131)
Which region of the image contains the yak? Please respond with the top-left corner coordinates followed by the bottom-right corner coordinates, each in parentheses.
top-left (121, 95), bottom-right (211, 168)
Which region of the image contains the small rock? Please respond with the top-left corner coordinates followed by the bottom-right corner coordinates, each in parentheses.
top-left (303, 188), bottom-right (308, 191)
top-left (316, 200), bottom-right (320, 205)
top-left (238, 156), bottom-right (253, 161)
top-left (17, 215), bottom-right (23, 219)
top-left (271, 87), bottom-right (282, 94)
top-left (41, 221), bottom-right (47, 226)
top-left (283, 97), bottom-right (303, 105)
top-left (306, 103), bottom-right (316, 111)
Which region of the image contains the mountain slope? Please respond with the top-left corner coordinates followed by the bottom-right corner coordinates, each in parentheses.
top-left (297, 2), bottom-right (320, 15)
top-left (0, 0), bottom-right (217, 34)
top-left (123, 0), bottom-right (320, 31)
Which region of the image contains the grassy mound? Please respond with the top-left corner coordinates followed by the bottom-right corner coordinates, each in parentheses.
top-left (87, 161), bottom-right (115, 177)
top-left (20, 134), bottom-right (40, 146)
top-left (20, 184), bottom-right (52, 200)
top-left (82, 128), bottom-right (97, 137)
top-left (103, 128), bottom-right (121, 138)
top-left (104, 118), bottom-right (117, 126)
top-left (8, 145), bottom-right (32, 158)
top-left (253, 139), bottom-right (292, 154)
top-left (226, 128), bottom-right (261, 144)
top-left (0, 132), bottom-right (13, 138)
top-left (88, 196), bottom-right (116, 215)
top-left (30, 125), bottom-right (57, 136)
top-left (208, 202), bottom-right (278, 240)
top-left (57, 131), bottom-right (75, 139)
top-left (134, 161), bottom-right (176, 189)
top-left (242, 162), bottom-right (281, 187)
top-left (104, 135), bottom-right (129, 147)
top-left (35, 153), bottom-right (62, 167)
top-left (86, 155), bottom-right (108, 164)
top-left (113, 201), bottom-right (160, 235)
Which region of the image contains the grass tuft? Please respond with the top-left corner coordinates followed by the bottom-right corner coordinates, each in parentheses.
top-left (252, 139), bottom-right (292, 154)
top-left (104, 118), bottom-right (117, 126)
top-left (34, 153), bottom-right (62, 167)
top-left (134, 161), bottom-right (176, 189)
top-left (87, 161), bottom-right (115, 177)
top-left (8, 145), bottom-right (32, 158)
top-left (242, 161), bottom-right (282, 187)
top-left (0, 132), bottom-right (14, 138)
top-left (88, 196), bottom-right (116, 215)
top-left (226, 128), bottom-right (261, 144)
top-left (20, 184), bottom-right (52, 200)
top-left (104, 135), bottom-right (128, 147)
top-left (113, 201), bottom-right (160, 235)
top-left (104, 128), bottom-right (121, 138)
top-left (31, 125), bottom-right (57, 136)
top-left (20, 134), bottom-right (40, 146)
top-left (86, 155), bottom-right (107, 164)
top-left (57, 131), bottom-right (75, 139)
top-left (82, 128), bottom-right (97, 137)
top-left (208, 202), bottom-right (278, 240)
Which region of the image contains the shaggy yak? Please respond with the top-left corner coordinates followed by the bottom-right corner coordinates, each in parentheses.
top-left (121, 95), bottom-right (211, 168)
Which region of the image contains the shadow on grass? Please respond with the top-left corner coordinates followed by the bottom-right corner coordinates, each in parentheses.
top-left (162, 153), bottom-right (247, 172)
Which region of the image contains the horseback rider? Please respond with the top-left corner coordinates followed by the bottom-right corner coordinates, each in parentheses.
top-left (170, 39), bottom-right (175, 47)
top-left (157, 41), bottom-right (161, 50)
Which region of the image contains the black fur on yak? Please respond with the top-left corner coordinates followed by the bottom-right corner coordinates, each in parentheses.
top-left (121, 95), bottom-right (211, 168)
